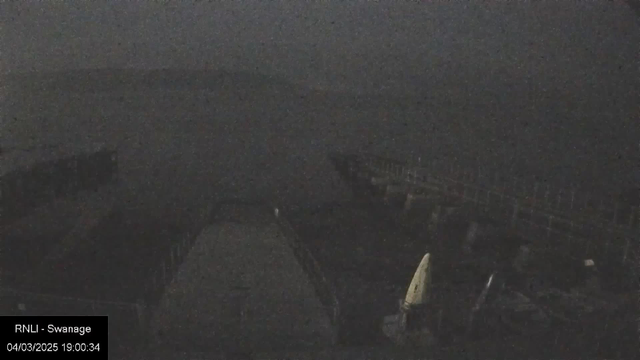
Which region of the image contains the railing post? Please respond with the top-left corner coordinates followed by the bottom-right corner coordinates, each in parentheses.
top-left (404, 193), bottom-right (413, 213)
top-left (485, 188), bottom-right (491, 211)
top-left (151, 271), bottom-right (157, 296)
top-left (543, 184), bottom-right (550, 208)
top-left (622, 237), bottom-right (631, 264)
top-left (136, 298), bottom-right (148, 333)
top-left (170, 247), bottom-right (175, 273)
top-left (570, 189), bottom-right (576, 210)
top-left (556, 190), bottom-right (562, 210)
top-left (162, 261), bottom-right (167, 286)
top-left (463, 222), bottom-right (479, 254)
top-left (567, 221), bottom-right (574, 244)
top-left (429, 206), bottom-right (441, 233)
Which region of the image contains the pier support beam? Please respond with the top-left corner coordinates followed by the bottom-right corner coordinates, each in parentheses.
top-left (371, 176), bottom-right (391, 186)
top-left (383, 184), bottom-right (406, 204)
top-left (463, 222), bottom-right (479, 254)
top-left (403, 193), bottom-right (414, 213)
top-left (428, 206), bottom-right (441, 233)
top-left (403, 192), bottom-right (431, 214)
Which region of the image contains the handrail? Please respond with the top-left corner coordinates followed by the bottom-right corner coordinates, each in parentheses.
top-left (143, 203), bottom-right (213, 306)
top-left (340, 152), bottom-right (640, 344)
top-left (274, 211), bottom-right (341, 328)
top-left (358, 153), bottom-right (639, 233)
top-left (337, 153), bottom-right (639, 266)
top-left (356, 153), bottom-right (639, 235)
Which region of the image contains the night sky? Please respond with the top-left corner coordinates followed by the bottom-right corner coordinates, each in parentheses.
top-left (1, 1), bottom-right (639, 204)
top-left (2, 1), bottom-right (638, 92)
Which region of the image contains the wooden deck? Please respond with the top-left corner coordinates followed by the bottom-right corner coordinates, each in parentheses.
top-left (149, 203), bottom-right (336, 353)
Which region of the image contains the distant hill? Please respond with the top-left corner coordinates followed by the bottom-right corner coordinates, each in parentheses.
top-left (2, 68), bottom-right (300, 93)
top-left (1, 68), bottom-right (420, 110)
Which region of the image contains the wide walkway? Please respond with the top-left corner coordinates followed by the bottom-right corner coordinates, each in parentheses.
top-left (150, 203), bottom-right (336, 353)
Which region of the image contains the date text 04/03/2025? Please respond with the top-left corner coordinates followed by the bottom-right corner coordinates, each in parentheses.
top-left (6, 342), bottom-right (101, 353)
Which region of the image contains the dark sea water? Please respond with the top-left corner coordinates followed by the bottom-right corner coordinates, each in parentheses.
top-left (2, 70), bottom-right (637, 215)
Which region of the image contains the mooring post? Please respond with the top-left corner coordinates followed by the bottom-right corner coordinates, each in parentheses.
top-left (170, 247), bottom-right (175, 272)
top-left (162, 261), bottom-right (167, 286)
top-left (136, 298), bottom-right (147, 331)
top-left (151, 271), bottom-right (157, 295)
top-left (463, 222), bottom-right (479, 254)
top-left (543, 184), bottom-right (550, 208)
top-left (622, 237), bottom-right (631, 264)
top-left (511, 200), bottom-right (519, 228)
top-left (404, 193), bottom-right (413, 213)
top-left (429, 205), bottom-right (441, 233)
top-left (485, 188), bottom-right (491, 211)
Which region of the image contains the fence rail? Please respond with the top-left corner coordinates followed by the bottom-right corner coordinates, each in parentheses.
top-left (338, 152), bottom-right (640, 271)
top-left (359, 153), bottom-right (640, 234)
top-left (338, 151), bottom-right (640, 343)
top-left (274, 210), bottom-right (341, 329)
top-left (143, 203), bottom-right (214, 306)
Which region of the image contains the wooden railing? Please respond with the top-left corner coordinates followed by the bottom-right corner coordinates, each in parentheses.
top-left (359, 153), bottom-right (639, 233)
top-left (337, 152), bottom-right (639, 265)
top-left (143, 204), bottom-right (214, 305)
top-left (338, 151), bottom-right (640, 344)
top-left (274, 209), bottom-right (341, 329)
